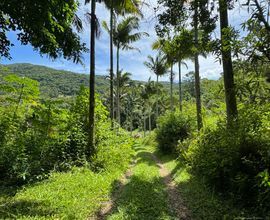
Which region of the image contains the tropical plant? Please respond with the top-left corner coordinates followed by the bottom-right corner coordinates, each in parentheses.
top-left (103, 0), bottom-right (142, 127)
top-left (104, 16), bottom-right (148, 125)
top-left (152, 38), bottom-right (176, 111)
top-left (144, 53), bottom-right (168, 83)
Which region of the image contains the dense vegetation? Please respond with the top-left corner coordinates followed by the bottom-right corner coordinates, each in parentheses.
top-left (1, 0), bottom-right (270, 219)
top-left (0, 67), bottom-right (133, 185)
top-left (154, 61), bottom-right (270, 216)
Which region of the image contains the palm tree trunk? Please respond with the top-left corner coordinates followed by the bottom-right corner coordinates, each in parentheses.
top-left (116, 44), bottom-right (121, 126)
top-left (156, 75), bottom-right (159, 119)
top-left (143, 115), bottom-right (146, 137)
top-left (130, 115), bottom-right (133, 134)
top-left (219, 0), bottom-right (237, 125)
top-left (194, 1), bottom-right (203, 131)
top-left (88, 0), bottom-right (96, 156)
top-left (149, 111), bottom-right (151, 132)
top-left (178, 61), bottom-right (182, 112)
top-left (110, 2), bottom-right (114, 129)
top-left (170, 64), bottom-right (173, 111)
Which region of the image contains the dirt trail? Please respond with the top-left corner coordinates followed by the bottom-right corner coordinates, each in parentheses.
top-left (88, 161), bottom-right (135, 220)
top-left (90, 147), bottom-right (190, 220)
top-left (151, 153), bottom-right (191, 220)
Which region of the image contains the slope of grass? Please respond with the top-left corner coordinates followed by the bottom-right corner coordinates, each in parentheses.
top-left (108, 144), bottom-right (173, 220)
top-left (0, 167), bottom-right (130, 219)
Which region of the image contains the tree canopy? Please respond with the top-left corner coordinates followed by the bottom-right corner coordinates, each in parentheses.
top-left (0, 0), bottom-right (87, 63)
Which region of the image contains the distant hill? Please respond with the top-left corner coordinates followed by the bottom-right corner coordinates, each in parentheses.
top-left (0, 63), bottom-right (181, 98)
top-left (0, 63), bottom-right (110, 97)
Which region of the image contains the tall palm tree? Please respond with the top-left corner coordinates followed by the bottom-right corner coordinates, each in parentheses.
top-left (144, 53), bottom-right (168, 117)
top-left (106, 16), bottom-right (148, 125)
top-left (152, 38), bottom-right (176, 112)
top-left (140, 79), bottom-right (157, 132)
top-left (172, 29), bottom-right (193, 112)
top-left (103, 0), bottom-right (142, 128)
top-left (193, 0), bottom-right (203, 130)
top-left (84, 0), bottom-right (101, 156)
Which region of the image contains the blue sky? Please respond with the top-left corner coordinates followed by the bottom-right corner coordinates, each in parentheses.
top-left (1, 0), bottom-right (250, 81)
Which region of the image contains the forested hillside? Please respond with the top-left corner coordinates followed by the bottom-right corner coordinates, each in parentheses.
top-left (1, 63), bottom-right (218, 99)
top-left (0, 63), bottom-right (109, 97)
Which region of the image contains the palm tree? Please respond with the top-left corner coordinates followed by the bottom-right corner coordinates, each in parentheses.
top-left (103, 0), bottom-right (142, 128)
top-left (152, 38), bottom-right (176, 112)
top-left (144, 53), bottom-right (168, 84)
top-left (144, 53), bottom-right (168, 117)
top-left (193, 0), bottom-right (203, 130)
top-left (140, 78), bottom-right (160, 131)
top-left (109, 16), bottom-right (148, 125)
top-left (171, 29), bottom-right (193, 112)
top-left (84, 0), bottom-right (100, 156)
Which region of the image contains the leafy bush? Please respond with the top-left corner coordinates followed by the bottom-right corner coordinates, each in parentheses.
top-left (92, 128), bottom-right (134, 172)
top-left (186, 105), bottom-right (270, 213)
top-left (156, 110), bottom-right (192, 153)
top-left (0, 77), bottom-right (134, 184)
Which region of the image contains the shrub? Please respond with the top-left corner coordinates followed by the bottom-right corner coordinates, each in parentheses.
top-left (156, 111), bottom-right (192, 153)
top-left (186, 105), bottom-right (270, 213)
top-left (0, 83), bottom-right (135, 185)
top-left (91, 128), bottom-right (134, 172)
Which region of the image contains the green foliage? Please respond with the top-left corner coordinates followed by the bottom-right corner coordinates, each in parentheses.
top-left (92, 129), bottom-right (134, 172)
top-left (0, 0), bottom-right (87, 62)
top-left (157, 151), bottom-right (250, 219)
top-left (0, 74), bottom-right (134, 184)
top-left (0, 63), bottom-right (109, 97)
top-left (185, 105), bottom-right (270, 214)
top-left (156, 111), bottom-right (192, 153)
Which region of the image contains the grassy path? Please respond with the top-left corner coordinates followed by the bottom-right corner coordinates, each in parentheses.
top-left (96, 143), bottom-right (189, 220)
top-left (151, 154), bottom-right (190, 220)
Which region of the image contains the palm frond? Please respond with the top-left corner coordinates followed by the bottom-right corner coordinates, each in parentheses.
top-left (85, 12), bottom-right (101, 38)
top-left (73, 14), bottom-right (83, 33)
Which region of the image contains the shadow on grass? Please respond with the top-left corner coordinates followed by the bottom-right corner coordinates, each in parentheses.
top-left (156, 154), bottom-right (261, 220)
top-left (103, 149), bottom-right (172, 220)
top-left (108, 175), bottom-right (171, 220)
top-left (135, 151), bottom-right (160, 168)
top-left (0, 199), bottom-right (55, 219)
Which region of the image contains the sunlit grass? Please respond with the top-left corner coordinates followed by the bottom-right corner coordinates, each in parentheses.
top-left (157, 152), bottom-right (250, 219)
top-left (0, 167), bottom-right (127, 219)
top-left (108, 144), bottom-right (173, 220)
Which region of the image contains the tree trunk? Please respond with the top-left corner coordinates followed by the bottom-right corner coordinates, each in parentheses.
top-left (194, 1), bottom-right (203, 130)
top-left (116, 44), bottom-right (121, 126)
top-left (156, 75), bottom-right (159, 119)
top-left (219, 0), bottom-right (238, 124)
top-left (110, 2), bottom-right (114, 129)
top-left (178, 61), bottom-right (182, 112)
top-left (170, 64), bottom-right (173, 111)
top-left (13, 83), bottom-right (24, 121)
top-left (130, 115), bottom-right (133, 134)
top-left (143, 115), bottom-right (146, 137)
top-left (88, 0), bottom-right (96, 156)
top-left (149, 111), bottom-right (151, 132)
